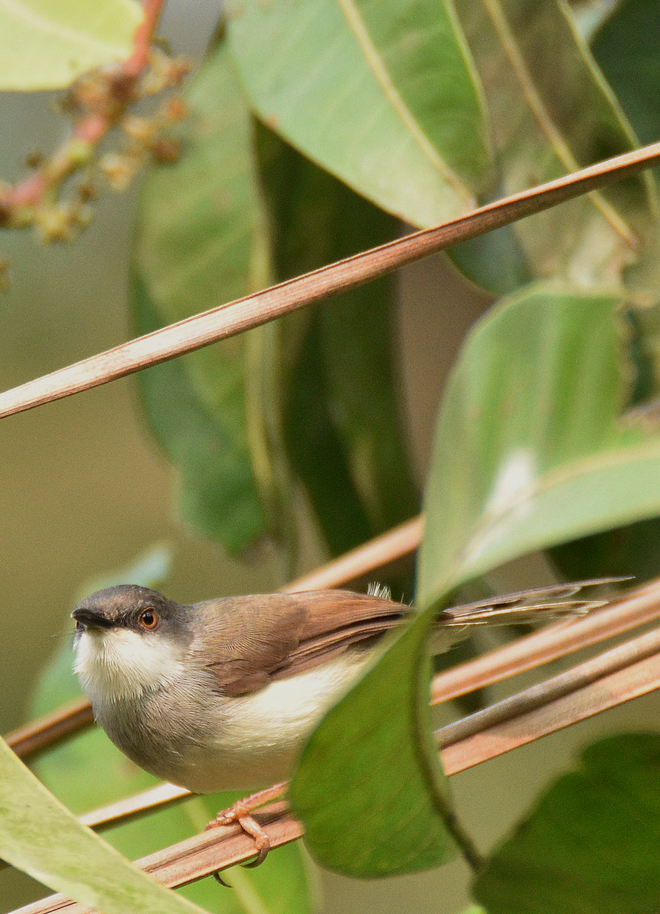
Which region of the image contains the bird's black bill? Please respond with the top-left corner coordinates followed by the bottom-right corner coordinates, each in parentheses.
top-left (71, 608), bottom-right (115, 629)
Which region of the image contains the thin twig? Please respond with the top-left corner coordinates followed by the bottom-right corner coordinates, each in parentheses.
top-left (78, 783), bottom-right (190, 831)
top-left (436, 623), bottom-right (660, 752)
top-left (439, 634), bottom-right (660, 775)
top-left (1, 140), bottom-right (660, 418)
top-left (5, 701), bottom-right (94, 760)
top-left (285, 515), bottom-right (423, 592)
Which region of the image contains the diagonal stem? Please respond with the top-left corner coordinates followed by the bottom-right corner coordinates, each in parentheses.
top-left (2, 141), bottom-right (660, 420)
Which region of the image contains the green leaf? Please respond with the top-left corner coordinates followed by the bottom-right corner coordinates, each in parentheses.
top-left (254, 124), bottom-right (419, 556)
top-left (0, 737), bottom-right (206, 914)
top-left (449, 0), bottom-right (655, 291)
top-left (417, 283), bottom-right (660, 606)
top-left (551, 515), bottom-right (660, 584)
top-left (31, 550), bottom-right (313, 913)
top-left (473, 733), bottom-right (660, 914)
top-left (289, 618), bottom-right (457, 877)
top-left (450, 224), bottom-right (532, 296)
top-left (227, 0), bottom-right (491, 227)
top-left (132, 39), bottom-right (270, 555)
top-left (592, 0), bottom-right (660, 148)
top-left (0, 0), bottom-right (141, 90)
top-left (550, 303), bottom-right (660, 582)
top-left (134, 37), bottom-right (419, 564)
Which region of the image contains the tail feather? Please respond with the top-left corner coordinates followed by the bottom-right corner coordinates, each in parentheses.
top-left (439, 576), bottom-right (630, 629)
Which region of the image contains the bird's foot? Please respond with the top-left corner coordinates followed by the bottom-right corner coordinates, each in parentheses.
top-left (206, 781), bottom-right (288, 879)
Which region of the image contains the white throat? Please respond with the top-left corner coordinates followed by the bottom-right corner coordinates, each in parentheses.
top-left (73, 628), bottom-right (185, 704)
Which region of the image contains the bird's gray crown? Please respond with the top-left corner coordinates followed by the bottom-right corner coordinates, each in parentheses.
top-left (72, 584), bottom-right (180, 631)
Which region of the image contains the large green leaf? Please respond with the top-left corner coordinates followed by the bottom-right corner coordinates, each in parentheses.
top-left (227, 0), bottom-right (491, 227)
top-left (290, 619), bottom-right (458, 877)
top-left (132, 40), bottom-right (271, 555)
top-left (255, 124), bottom-right (419, 557)
top-left (550, 302), bottom-right (660, 582)
top-left (292, 284), bottom-right (660, 876)
top-left (473, 733), bottom-right (660, 913)
top-left (31, 549), bottom-right (313, 914)
top-left (0, 740), bottom-right (205, 914)
top-left (0, 0), bottom-right (141, 90)
top-left (450, 0), bottom-right (655, 291)
top-left (418, 284), bottom-right (660, 605)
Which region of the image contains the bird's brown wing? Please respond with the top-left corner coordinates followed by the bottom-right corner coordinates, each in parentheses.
top-left (195, 578), bottom-right (625, 696)
top-left (193, 590), bottom-right (410, 697)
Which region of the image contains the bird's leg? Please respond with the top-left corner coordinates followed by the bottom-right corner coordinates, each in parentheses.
top-left (206, 781), bottom-right (288, 869)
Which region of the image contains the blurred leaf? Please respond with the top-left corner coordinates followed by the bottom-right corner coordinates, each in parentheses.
top-left (418, 283), bottom-right (660, 608)
top-left (550, 303), bottom-right (660, 584)
top-left (227, 0), bottom-right (491, 228)
top-left (0, 737), bottom-right (205, 914)
top-left (450, 0), bottom-right (655, 291)
top-left (567, 0), bottom-right (624, 43)
top-left (551, 515), bottom-right (660, 584)
top-left (592, 0), bottom-right (660, 147)
top-left (283, 313), bottom-right (373, 555)
top-left (255, 124), bottom-right (419, 557)
top-left (0, 0), bottom-right (141, 90)
top-left (134, 38), bottom-right (418, 566)
top-left (290, 617), bottom-right (457, 877)
top-left (31, 549), bottom-right (313, 913)
top-left (449, 225), bottom-right (532, 296)
top-left (473, 733), bottom-right (660, 914)
top-left (132, 39), bottom-right (271, 555)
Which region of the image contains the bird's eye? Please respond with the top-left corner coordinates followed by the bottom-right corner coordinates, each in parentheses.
top-left (138, 609), bottom-right (160, 631)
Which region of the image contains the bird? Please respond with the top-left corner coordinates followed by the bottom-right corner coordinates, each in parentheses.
top-left (71, 578), bottom-right (618, 866)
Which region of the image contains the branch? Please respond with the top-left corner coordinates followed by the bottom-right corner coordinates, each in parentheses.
top-left (437, 619), bottom-right (660, 769)
top-left (1, 140), bottom-right (660, 416)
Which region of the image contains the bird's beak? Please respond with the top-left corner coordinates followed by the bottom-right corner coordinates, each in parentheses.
top-left (71, 608), bottom-right (114, 630)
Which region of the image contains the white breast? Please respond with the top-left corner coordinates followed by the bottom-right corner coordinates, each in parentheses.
top-left (165, 652), bottom-right (371, 793)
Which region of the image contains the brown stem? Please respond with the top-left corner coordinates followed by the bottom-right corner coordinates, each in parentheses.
top-left (124, 0), bottom-right (166, 78)
top-left (1, 139), bottom-right (660, 418)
